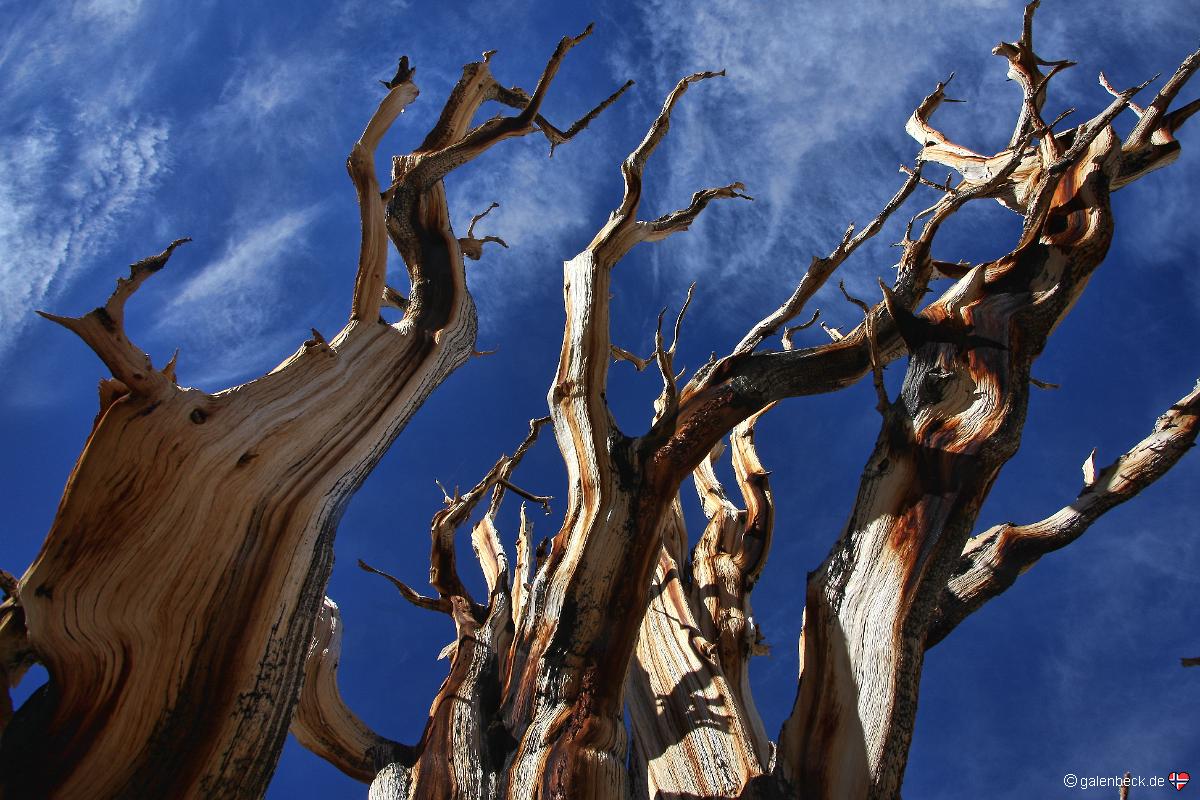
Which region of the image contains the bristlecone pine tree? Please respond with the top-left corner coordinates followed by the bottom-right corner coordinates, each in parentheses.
top-left (1, 4), bottom-right (1197, 799)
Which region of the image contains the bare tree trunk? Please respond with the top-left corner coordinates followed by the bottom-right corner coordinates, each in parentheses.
top-left (627, 416), bottom-right (778, 799)
top-left (0, 40), bottom-right (626, 799)
top-left (327, 14), bottom-right (1199, 795)
top-left (778, 15), bottom-right (1200, 798)
top-left (4, 5), bottom-right (1198, 800)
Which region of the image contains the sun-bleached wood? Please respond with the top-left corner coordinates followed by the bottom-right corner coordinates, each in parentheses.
top-left (0, 33), bottom-right (623, 799)
top-left (3, 5), bottom-right (1197, 799)
top-left (926, 379), bottom-right (1200, 648)
top-left (291, 597), bottom-right (404, 782)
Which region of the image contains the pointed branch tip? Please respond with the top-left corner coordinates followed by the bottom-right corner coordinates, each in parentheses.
top-left (358, 558), bottom-right (450, 614)
top-left (379, 56), bottom-right (414, 89)
top-left (497, 478), bottom-right (553, 515)
top-left (781, 309), bottom-right (821, 351)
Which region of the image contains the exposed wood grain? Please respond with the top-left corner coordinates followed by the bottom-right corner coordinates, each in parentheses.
top-left (0, 37), bottom-right (609, 798)
top-left (4, 7), bottom-right (1197, 800)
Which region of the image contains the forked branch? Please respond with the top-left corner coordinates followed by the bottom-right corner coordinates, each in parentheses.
top-left (403, 25), bottom-right (613, 189)
top-left (1128, 47), bottom-right (1200, 148)
top-left (458, 202), bottom-right (509, 261)
top-left (992, 0), bottom-right (1076, 148)
top-left (38, 238), bottom-right (191, 398)
top-left (927, 379), bottom-right (1200, 647)
top-left (492, 78), bottom-right (635, 156)
top-left (354, 30), bottom-right (626, 325)
top-left (734, 166), bottom-right (922, 354)
top-left (426, 417), bottom-right (550, 610)
top-left (589, 71), bottom-right (749, 264)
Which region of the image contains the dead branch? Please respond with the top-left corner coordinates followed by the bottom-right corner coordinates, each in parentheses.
top-left (458, 201), bottom-right (509, 261)
top-left (735, 166), bottom-right (923, 354)
top-left (291, 597), bottom-right (407, 782)
top-left (927, 379), bottom-right (1200, 648)
top-left (38, 238), bottom-right (190, 397)
top-left (357, 559), bottom-right (451, 614)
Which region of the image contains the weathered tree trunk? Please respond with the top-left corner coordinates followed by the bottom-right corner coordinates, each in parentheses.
top-left (777, 16), bottom-right (1200, 798)
top-left (627, 415), bottom-right (776, 798)
top-left (3, 5), bottom-right (1197, 800)
top-left (330, 16), bottom-right (1197, 797)
top-left (0, 38), bottom-right (626, 799)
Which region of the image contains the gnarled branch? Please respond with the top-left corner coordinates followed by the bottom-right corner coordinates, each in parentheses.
top-left (38, 238), bottom-right (190, 397)
top-left (348, 66), bottom-right (419, 323)
top-left (734, 166), bottom-right (923, 355)
top-left (927, 379), bottom-right (1200, 648)
top-left (291, 597), bottom-right (407, 782)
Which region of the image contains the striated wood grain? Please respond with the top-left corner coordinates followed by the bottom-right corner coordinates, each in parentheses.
top-left (4, 6), bottom-right (1198, 800)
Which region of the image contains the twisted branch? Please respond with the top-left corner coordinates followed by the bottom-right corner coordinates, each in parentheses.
top-left (927, 379), bottom-right (1200, 648)
top-left (38, 239), bottom-right (191, 397)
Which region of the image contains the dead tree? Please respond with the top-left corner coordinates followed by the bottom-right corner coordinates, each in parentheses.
top-left (2, 4), bottom-right (1197, 799)
top-left (0, 31), bottom-right (629, 799)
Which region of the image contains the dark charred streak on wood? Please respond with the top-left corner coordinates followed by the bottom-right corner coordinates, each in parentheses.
top-left (387, 192), bottom-right (460, 333)
top-left (135, 401), bottom-right (161, 418)
top-left (236, 452), bottom-right (258, 467)
top-left (93, 307), bottom-right (116, 333)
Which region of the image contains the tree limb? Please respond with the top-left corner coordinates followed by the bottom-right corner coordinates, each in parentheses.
top-left (38, 238), bottom-right (190, 398)
top-left (734, 166), bottom-right (923, 355)
top-left (458, 201), bottom-right (508, 261)
top-left (589, 71), bottom-right (746, 265)
top-left (1128, 46), bottom-right (1200, 148)
top-left (927, 379), bottom-right (1200, 648)
top-left (358, 559), bottom-right (451, 614)
top-left (348, 65), bottom-right (419, 323)
top-left (291, 597), bottom-right (407, 783)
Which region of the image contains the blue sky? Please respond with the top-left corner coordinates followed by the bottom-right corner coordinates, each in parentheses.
top-left (2, 1), bottom-right (1197, 797)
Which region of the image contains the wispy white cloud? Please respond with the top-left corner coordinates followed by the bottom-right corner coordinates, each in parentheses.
top-left (332, 0), bottom-right (412, 33)
top-left (171, 205), bottom-right (322, 311)
top-left (208, 47), bottom-right (348, 155)
top-left (0, 0), bottom-right (172, 363)
top-left (0, 113), bottom-right (170, 356)
top-left (157, 204), bottom-right (324, 389)
top-left (75, 0), bottom-right (146, 32)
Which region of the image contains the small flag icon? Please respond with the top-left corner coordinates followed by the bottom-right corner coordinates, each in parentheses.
top-left (1169, 772), bottom-right (1190, 791)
